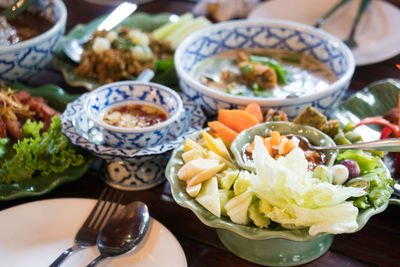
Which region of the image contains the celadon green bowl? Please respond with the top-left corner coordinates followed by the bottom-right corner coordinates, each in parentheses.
top-left (165, 126), bottom-right (392, 266)
top-left (230, 122), bottom-right (337, 173)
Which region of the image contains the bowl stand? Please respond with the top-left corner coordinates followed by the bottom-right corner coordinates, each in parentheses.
top-left (217, 229), bottom-right (333, 266)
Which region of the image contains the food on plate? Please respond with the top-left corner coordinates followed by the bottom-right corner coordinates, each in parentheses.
top-left (75, 27), bottom-right (173, 84)
top-left (0, 9), bottom-right (53, 46)
top-left (352, 94), bottom-right (400, 174)
top-left (74, 13), bottom-right (211, 84)
top-left (0, 88), bottom-right (84, 184)
top-left (243, 131), bottom-right (327, 171)
top-left (193, 49), bottom-right (336, 98)
top-left (176, 104), bottom-right (394, 236)
top-left (102, 103), bottom-right (167, 128)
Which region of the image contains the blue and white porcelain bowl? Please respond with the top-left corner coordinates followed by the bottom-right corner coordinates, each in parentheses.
top-left (174, 19), bottom-right (355, 118)
top-left (0, 0), bottom-right (67, 83)
top-left (84, 81), bottom-right (183, 149)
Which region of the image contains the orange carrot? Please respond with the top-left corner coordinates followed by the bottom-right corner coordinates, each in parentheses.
top-left (263, 138), bottom-right (272, 156)
top-left (208, 121), bottom-right (239, 144)
top-left (270, 131), bottom-right (281, 147)
top-left (283, 139), bottom-right (296, 155)
top-left (245, 102), bottom-right (263, 123)
top-left (218, 109), bottom-right (259, 133)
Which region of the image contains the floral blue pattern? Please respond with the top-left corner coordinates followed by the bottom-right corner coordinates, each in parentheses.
top-left (174, 20), bottom-right (354, 118)
top-left (61, 92), bottom-right (205, 190)
top-left (0, 0), bottom-right (66, 83)
top-left (84, 82), bottom-right (183, 149)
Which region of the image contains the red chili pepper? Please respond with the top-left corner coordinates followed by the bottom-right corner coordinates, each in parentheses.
top-left (355, 117), bottom-right (400, 137)
top-left (380, 126), bottom-right (393, 139)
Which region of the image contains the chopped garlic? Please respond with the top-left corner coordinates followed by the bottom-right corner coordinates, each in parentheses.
top-left (106, 31), bottom-right (118, 43)
top-left (92, 37), bottom-right (110, 54)
top-left (129, 29), bottom-right (149, 46)
top-left (131, 45), bottom-right (153, 61)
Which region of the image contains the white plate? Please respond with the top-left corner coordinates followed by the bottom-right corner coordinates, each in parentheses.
top-left (0, 198), bottom-right (187, 267)
top-left (248, 0), bottom-right (400, 66)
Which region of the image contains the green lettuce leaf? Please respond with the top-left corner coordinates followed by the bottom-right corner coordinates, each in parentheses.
top-left (0, 117), bottom-right (84, 184)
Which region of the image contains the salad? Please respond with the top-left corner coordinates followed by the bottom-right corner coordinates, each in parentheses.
top-left (176, 103), bottom-right (394, 236)
top-left (0, 88), bottom-right (84, 184)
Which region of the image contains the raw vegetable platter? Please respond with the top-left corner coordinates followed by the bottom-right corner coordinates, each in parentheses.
top-left (0, 84), bottom-right (94, 201)
top-left (165, 79), bottom-right (400, 242)
top-left (53, 12), bottom-right (209, 90)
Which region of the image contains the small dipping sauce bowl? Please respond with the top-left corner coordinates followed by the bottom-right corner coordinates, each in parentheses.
top-left (84, 81), bottom-right (183, 149)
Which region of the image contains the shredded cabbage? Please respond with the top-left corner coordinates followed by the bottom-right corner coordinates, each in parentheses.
top-left (250, 136), bottom-right (366, 236)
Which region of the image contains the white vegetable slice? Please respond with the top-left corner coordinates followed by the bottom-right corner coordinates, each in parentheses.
top-left (92, 37), bottom-right (110, 54)
top-left (186, 183), bottom-right (202, 198)
top-left (196, 177), bottom-right (221, 217)
top-left (177, 158), bottom-right (220, 181)
top-left (187, 163), bottom-right (224, 187)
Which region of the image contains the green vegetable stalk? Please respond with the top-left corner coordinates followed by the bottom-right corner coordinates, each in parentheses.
top-left (0, 117), bottom-right (84, 184)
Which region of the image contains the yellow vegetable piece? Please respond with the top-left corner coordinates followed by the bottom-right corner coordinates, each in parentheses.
top-left (205, 150), bottom-right (235, 170)
top-left (196, 177), bottom-right (221, 217)
top-left (177, 158), bottom-right (220, 181)
top-left (201, 130), bottom-right (233, 161)
top-left (187, 163), bottom-right (224, 187)
top-left (182, 148), bottom-right (205, 163)
top-left (186, 183), bottom-right (202, 197)
top-left (184, 138), bottom-right (205, 152)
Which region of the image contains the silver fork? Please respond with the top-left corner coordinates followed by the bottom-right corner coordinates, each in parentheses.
top-left (343, 0), bottom-right (371, 48)
top-left (49, 187), bottom-right (124, 267)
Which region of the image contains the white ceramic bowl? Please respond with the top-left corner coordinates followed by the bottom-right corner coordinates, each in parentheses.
top-left (0, 0), bottom-right (67, 83)
top-left (84, 81), bottom-right (183, 149)
top-left (174, 19), bottom-right (355, 118)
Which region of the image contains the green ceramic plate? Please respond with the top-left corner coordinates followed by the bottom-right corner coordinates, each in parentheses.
top-left (53, 12), bottom-right (177, 91)
top-left (0, 83), bottom-right (94, 201)
top-left (165, 81), bottom-right (400, 265)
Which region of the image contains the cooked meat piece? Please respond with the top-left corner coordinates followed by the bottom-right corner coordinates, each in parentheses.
top-left (0, 116), bottom-right (6, 138)
top-left (265, 108), bottom-right (288, 122)
top-left (4, 117), bottom-right (22, 140)
top-left (16, 90), bottom-right (31, 103)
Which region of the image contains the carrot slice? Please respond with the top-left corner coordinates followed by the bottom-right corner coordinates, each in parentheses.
top-left (283, 139), bottom-right (296, 155)
top-left (218, 109), bottom-right (259, 133)
top-left (263, 138), bottom-right (272, 156)
top-left (270, 131), bottom-right (281, 147)
top-left (245, 102), bottom-right (263, 123)
top-left (208, 121), bottom-right (239, 144)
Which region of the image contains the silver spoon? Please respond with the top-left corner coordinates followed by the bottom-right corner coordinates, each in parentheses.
top-left (86, 201), bottom-right (149, 267)
top-left (290, 135), bottom-right (400, 152)
top-left (63, 1), bottom-right (137, 63)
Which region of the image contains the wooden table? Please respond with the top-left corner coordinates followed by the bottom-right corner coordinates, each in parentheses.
top-left (1, 0), bottom-right (400, 266)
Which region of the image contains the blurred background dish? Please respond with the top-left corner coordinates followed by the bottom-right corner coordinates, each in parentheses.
top-left (248, 0), bottom-right (400, 66)
top-left (174, 19), bottom-right (354, 118)
top-left (0, 0), bottom-right (67, 83)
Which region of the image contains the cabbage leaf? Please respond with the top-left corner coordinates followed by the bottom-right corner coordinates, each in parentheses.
top-left (251, 136), bottom-right (365, 236)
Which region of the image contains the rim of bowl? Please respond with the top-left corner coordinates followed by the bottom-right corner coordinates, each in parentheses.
top-left (174, 19), bottom-right (355, 105)
top-left (0, 0), bottom-right (67, 52)
top-left (84, 81), bottom-right (184, 133)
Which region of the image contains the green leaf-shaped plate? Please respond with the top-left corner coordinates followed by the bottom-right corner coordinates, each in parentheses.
top-left (53, 12), bottom-right (176, 91)
top-left (0, 83), bottom-right (94, 201)
top-left (165, 79), bottom-right (400, 265)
